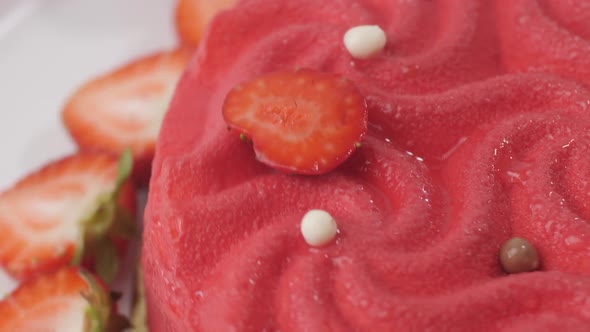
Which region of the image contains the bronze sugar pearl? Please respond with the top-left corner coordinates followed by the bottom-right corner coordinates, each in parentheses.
top-left (500, 237), bottom-right (540, 274)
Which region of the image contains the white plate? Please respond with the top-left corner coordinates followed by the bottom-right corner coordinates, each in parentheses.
top-left (0, 0), bottom-right (177, 315)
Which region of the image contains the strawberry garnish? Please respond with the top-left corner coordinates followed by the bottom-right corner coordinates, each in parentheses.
top-left (0, 267), bottom-right (130, 331)
top-left (175, 0), bottom-right (238, 46)
top-left (62, 48), bottom-right (193, 185)
top-left (0, 151), bottom-right (136, 282)
top-left (222, 69), bottom-right (368, 175)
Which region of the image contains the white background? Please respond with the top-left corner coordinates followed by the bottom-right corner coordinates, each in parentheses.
top-left (0, 0), bottom-right (176, 314)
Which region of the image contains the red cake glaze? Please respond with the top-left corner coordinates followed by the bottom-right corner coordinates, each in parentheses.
top-left (143, 0), bottom-right (590, 330)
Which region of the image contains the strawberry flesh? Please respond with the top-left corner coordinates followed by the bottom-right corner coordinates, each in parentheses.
top-left (222, 69), bottom-right (368, 174)
top-left (62, 48), bottom-right (193, 185)
top-left (0, 267), bottom-right (118, 331)
top-left (175, 0), bottom-right (238, 46)
top-left (0, 152), bottom-right (136, 280)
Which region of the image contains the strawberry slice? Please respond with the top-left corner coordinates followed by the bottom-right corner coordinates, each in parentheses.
top-left (222, 69), bottom-right (368, 175)
top-left (175, 0), bottom-right (238, 46)
top-left (0, 151), bottom-right (136, 282)
top-left (62, 48), bottom-right (193, 185)
top-left (0, 267), bottom-right (130, 331)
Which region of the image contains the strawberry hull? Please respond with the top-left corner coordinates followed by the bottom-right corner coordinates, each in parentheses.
top-left (143, 0), bottom-right (590, 331)
top-left (82, 180), bottom-right (137, 280)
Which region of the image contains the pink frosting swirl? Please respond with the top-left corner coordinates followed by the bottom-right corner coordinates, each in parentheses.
top-left (143, 0), bottom-right (590, 330)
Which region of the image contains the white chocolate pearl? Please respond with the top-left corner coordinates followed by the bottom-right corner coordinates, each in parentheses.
top-left (300, 209), bottom-right (338, 246)
top-left (343, 25), bottom-right (387, 59)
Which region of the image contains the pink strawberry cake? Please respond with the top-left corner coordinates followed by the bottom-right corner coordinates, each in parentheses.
top-left (143, 0), bottom-right (590, 330)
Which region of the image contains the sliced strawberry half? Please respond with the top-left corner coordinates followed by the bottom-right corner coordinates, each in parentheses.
top-left (222, 69), bottom-right (368, 175)
top-left (0, 267), bottom-right (130, 331)
top-left (0, 151), bottom-right (136, 282)
top-left (175, 0), bottom-right (238, 46)
top-left (62, 48), bottom-right (193, 185)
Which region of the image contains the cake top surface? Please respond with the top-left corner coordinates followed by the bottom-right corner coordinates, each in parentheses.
top-left (144, 0), bottom-right (590, 330)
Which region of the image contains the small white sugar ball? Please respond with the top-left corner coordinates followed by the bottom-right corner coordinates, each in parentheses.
top-left (343, 25), bottom-right (387, 59)
top-left (300, 209), bottom-right (338, 246)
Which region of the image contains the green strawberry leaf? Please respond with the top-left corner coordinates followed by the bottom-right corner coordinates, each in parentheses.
top-left (111, 206), bottom-right (137, 239)
top-left (95, 240), bottom-right (119, 284)
top-left (115, 149), bottom-right (133, 194)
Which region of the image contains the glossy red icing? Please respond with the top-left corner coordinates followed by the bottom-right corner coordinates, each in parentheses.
top-left (143, 0), bottom-right (590, 330)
